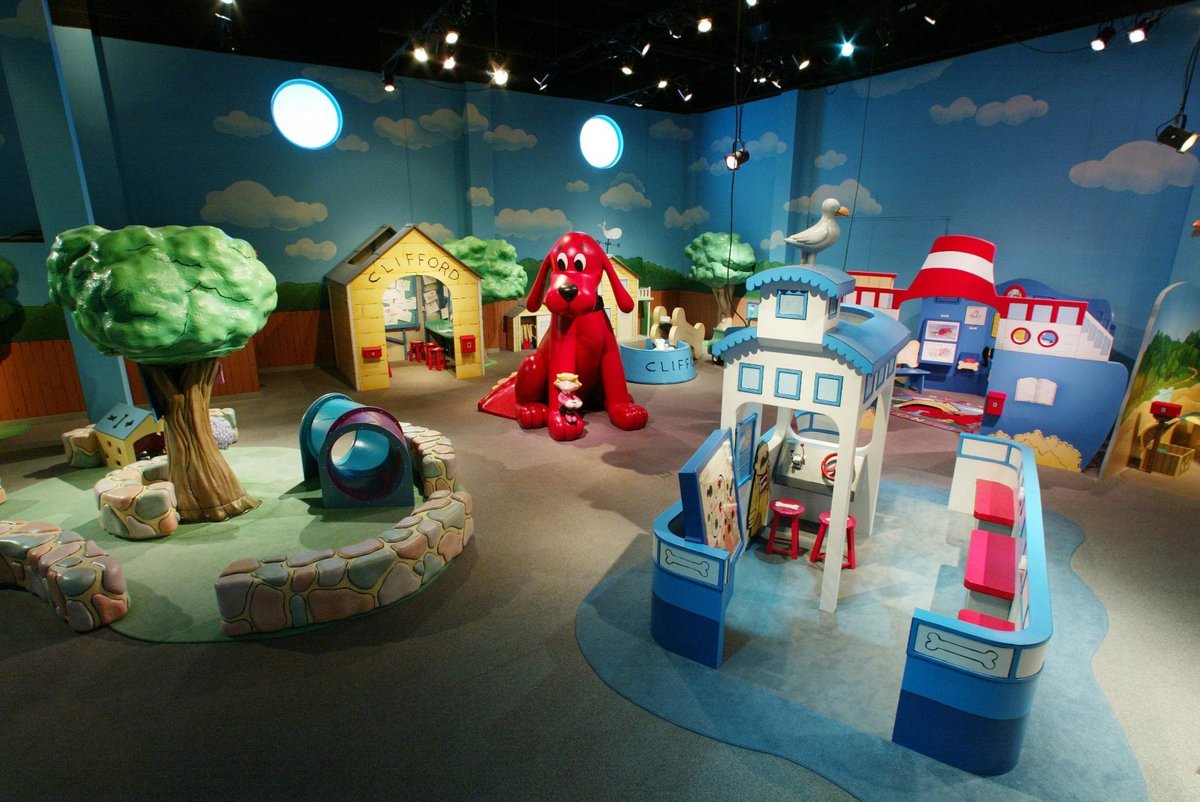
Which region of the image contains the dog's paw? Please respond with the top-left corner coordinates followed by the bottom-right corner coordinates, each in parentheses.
top-left (548, 411), bottom-right (586, 442)
top-left (516, 403), bottom-right (548, 429)
top-left (609, 402), bottom-right (648, 431)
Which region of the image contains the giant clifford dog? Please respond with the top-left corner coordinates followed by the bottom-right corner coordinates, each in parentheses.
top-left (513, 232), bottom-right (648, 441)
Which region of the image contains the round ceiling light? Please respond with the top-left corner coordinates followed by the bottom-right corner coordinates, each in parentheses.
top-left (271, 78), bottom-right (343, 150)
top-left (579, 115), bottom-right (623, 169)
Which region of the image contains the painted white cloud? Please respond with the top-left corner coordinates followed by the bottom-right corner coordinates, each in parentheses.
top-left (302, 65), bottom-right (393, 104)
top-left (484, 124), bottom-right (537, 151)
top-left (784, 178), bottom-right (882, 216)
top-left (417, 222), bottom-right (455, 242)
top-left (975, 94), bottom-right (1048, 127)
top-left (853, 60), bottom-right (951, 98)
top-left (213, 110), bottom-right (273, 138)
top-left (600, 183), bottom-right (651, 211)
top-left (566, 180), bottom-right (590, 193)
top-left (930, 96), bottom-right (978, 124)
top-left (0, 0), bottom-right (49, 41)
top-left (285, 238), bottom-right (337, 261)
top-left (201, 180), bottom-right (328, 231)
top-left (495, 207), bottom-right (572, 240)
top-left (664, 205), bottom-right (710, 230)
top-left (815, 149), bottom-right (848, 169)
top-left (761, 230), bottom-right (788, 251)
top-left (610, 172), bottom-right (645, 192)
top-left (712, 132), bottom-right (787, 158)
top-left (1069, 140), bottom-right (1199, 195)
top-left (419, 103), bottom-right (488, 140)
top-left (468, 186), bottom-right (495, 207)
top-left (374, 116), bottom-right (442, 149)
top-left (688, 157), bottom-right (711, 173)
top-left (649, 119), bottom-right (692, 140)
top-left (335, 134), bottom-right (369, 152)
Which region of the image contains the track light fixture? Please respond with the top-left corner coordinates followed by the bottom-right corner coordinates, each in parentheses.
top-left (697, 16), bottom-right (713, 34)
top-left (444, 29), bottom-right (459, 45)
top-left (840, 40), bottom-right (855, 57)
top-left (1091, 24), bottom-right (1114, 52)
top-left (382, 71), bottom-right (396, 92)
top-left (725, 143), bottom-right (750, 171)
top-left (443, 54), bottom-right (456, 70)
top-left (489, 63), bottom-right (509, 86)
top-left (413, 45), bottom-right (429, 62)
top-left (792, 53), bottom-right (811, 71)
top-left (1158, 118), bottom-right (1198, 153)
top-left (1128, 14), bottom-right (1159, 44)
top-left (621, 62), bottom-right (634, 76)
top-left (657, 78), bottom-right (669, 89)
top-left (678, 86), bottom-right (693, 102)
top-left (637, 39), bottom-right (652, 57)
top-left (534, 73), bottom-right (550, 91)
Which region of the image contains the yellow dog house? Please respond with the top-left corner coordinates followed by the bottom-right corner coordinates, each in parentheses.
top-left (326, 225), bottom-right (486, 389)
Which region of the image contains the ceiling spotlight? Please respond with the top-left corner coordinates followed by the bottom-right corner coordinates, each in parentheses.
top-left (638, 40), bottom-right (652, 56)
top-left (792, 53), bottom-right (811, 71)
top-left (534, 73), bottom-right (550, 91)
top-left (382, 72), bottom-right (396, 93)
top-left (1158, 117), bottom-right (1199, 153)
top-left (746, 0), bottom-right (758, 6)
top-left (725, 144), bottom-right (750, 171)
top-left (413, 45), bottom-right (429, 63)
top-left (633, 100), bottom-right (644, 107)
top-left (444, 29), bottom-right (459, 45)
top-left (1128, 14), bottom-right (1158, 43)
top-left (840, 40), bottom-right (855, 57)
top-left (678, 86), bottom-right (693, 102)
top-left (443, 54), bottom-right (456, 70)
top-left (1091, 25), bottom-right (1114, 51)
top-left (697, 16), bottom-right (713, 33)
top-left (770, 74), bottom-right (782, 89)
top-left (924, 12), bottom-right (937, 25)
top-left (621, 62), bottom-right (634, 76)
top-left (219, 0), bottom-right (234, 4)
top-left (657, 78), bottom-right (669, 89)
top-left (490, 65), bottom-right (509, 86)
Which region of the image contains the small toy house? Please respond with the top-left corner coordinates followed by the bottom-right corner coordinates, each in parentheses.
top-left (93, 403), bottom-right (164, 469)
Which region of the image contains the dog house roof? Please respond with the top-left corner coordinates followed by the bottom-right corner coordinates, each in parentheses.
top-left (94, 403), bottom-right (157, 439)
top-left (711, 305), bottom-right (910, 377)
top-left (746, 265), bottom-right (856, 300)
top-left (325, 224), bottom-right (480, 286)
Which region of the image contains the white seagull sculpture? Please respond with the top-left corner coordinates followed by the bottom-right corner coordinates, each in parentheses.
top-left (785, 197), bottom-right (850, 264)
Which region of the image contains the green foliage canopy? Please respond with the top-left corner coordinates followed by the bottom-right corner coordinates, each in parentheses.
top-left (47, 224), bottom-right (277, 365)
top-left (443, 235), bottom-right (527, 304)
top-left (684, 231), bottom-right (756, 290)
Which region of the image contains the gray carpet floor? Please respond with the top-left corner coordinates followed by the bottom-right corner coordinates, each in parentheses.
top-left (1, 350), bottom-right (1197, 801)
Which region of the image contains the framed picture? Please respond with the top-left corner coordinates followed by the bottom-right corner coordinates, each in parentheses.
top-left (679, 428), bottom-right (744, 557)
top-left (920, 340), bottom-right (957, 364)
top-left (923, 319), bottom-right (960, 342)
top-left (964, 305), bottom-right (988, 326)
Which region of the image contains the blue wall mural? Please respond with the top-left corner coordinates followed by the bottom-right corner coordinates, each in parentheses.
top-left (4, 0), bottom-right (1200, 364)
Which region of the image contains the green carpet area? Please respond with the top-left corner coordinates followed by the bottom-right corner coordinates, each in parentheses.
top-left (1, 447), bottom-right (422, 642)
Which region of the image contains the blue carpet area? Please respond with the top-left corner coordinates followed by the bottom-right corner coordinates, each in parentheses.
top-left (575, 482), bottom-right (1145, 801)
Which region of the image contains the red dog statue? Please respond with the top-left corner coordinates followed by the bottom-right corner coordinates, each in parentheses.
top-left (510, 232), bottom-right (648, 441)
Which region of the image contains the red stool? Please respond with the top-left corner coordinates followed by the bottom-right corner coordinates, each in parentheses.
top-left (766, 499), bottom-right (805, 560)
top-left (426, 345), bottom-right (446, 371)
top-left (408, 341), bottom-right (426, 362)
top-left (810, 511), bottom-right (857, 569)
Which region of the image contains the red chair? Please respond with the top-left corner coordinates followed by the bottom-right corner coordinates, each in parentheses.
top-left (408, 340), bottom-right (427, 362)
top-left (765, 499), bottom-right (805, 560)
top-left (810, 511), bottom-right (857, 569)
top-left (426, 345), bottom-right (446, 371)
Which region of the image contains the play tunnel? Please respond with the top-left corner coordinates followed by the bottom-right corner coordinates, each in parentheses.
top-left (299, 393), bottom-right (414, 508)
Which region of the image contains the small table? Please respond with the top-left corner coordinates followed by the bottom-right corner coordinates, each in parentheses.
top-left (895, 367), bottom-right (930, 394)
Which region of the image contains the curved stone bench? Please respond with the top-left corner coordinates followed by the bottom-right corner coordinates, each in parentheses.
top-left (402, 423), bottom-right (457, 496)
top-left (215, 489), bottom-right (474, 636)
top-left (92, 455), bottom-right (180, 540)
top-left (0, 520), bottom-right (130, 632)
top-left (62, 424), bottom-right (104, 468)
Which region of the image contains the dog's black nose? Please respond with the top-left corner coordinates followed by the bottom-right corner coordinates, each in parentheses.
top-left (558, 282), bottom-right (579, 302)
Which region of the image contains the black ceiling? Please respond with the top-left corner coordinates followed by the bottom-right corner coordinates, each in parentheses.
top-left (49, 1), bottom-right (1189, 113)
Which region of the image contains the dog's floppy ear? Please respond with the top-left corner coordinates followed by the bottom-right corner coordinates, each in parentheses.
top-left (527, 248), bottom-right (554, 312)
top-left (600, 250), bottom-right (635, 313)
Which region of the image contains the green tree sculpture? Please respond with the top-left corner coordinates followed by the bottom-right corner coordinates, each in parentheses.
top-left (442, 235), bottom-right (528, 303)
top-left (685, 231), bottom-right (756, 329)
top-left (48, 225), bottom-right (277, 522)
